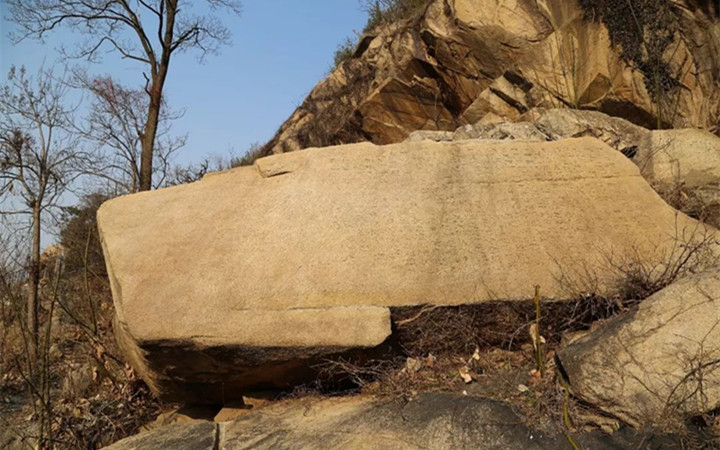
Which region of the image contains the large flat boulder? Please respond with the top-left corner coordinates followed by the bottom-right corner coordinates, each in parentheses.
top-left (558, 270), bottom-right (720, 429)
top-left (98, 137), bottom-right (715, 402)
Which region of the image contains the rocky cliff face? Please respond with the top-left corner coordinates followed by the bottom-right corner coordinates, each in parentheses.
top-left (261, 0), bottom-right (720, 156)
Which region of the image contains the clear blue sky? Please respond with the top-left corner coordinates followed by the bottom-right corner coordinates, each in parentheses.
top-left (0, 1), bottom-right (368, 166)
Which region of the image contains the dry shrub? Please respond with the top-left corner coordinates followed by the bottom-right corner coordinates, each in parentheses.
top-left (512, 364), bottom-right (573, 433)
top-left (361, 0), bottom-right (429, 32)
top-left (59, 193), bottom-right (108, 279)
top-left (614, 226), bottom-right (716, 294)
top-left (392, 303), bottom-right (534, 356)
top-left (230, 142), bottom-right (268, 167)
top-left (0, 270), bottom-right (164, 449)
top-left (683, 406), bottom-right (720, 449)
top-left (307, 301), bottom-right (571, 407)
top-left (50, 366), bottom-right (161, 448)
top-left (658, 182), bottom-right (720, 231)
top-left (333, 37), bottom-right (356, 69)
top-left (49, 276), bottom-right (164, 448)
top-left (305, 305), bottom-right (543, 402)
top-left (0, 193), bottom-right (166, 449)
top-left (554, 224), bottom-right (719, 333)
top-left (314, 357), bottom-right (408, 397)
top-left (166, 144), bottom-right (268, 186)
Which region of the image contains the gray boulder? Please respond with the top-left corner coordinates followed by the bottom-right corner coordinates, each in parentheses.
top-left (104, 422), bottom-right (217, 450)
top-left (105, 393), bottom-right (688, 449)
top-left (559, 270), bottom-right (720, 429)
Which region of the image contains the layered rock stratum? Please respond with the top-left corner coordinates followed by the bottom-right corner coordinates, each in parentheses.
top-left (261, 0), bottom-right (720, 156)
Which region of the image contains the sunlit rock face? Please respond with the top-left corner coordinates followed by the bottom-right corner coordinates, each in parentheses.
top-left (98, 137), bottom-right (716, 402)
top-left (559, 270), bottom-right (720, 429)
top-left (261, 0), bottom-right (720, 156)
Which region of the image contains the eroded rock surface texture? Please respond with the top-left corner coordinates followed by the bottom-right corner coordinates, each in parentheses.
top-left (407, 108), bottom-right (720, 229)
top-left (261, 0), bottom-right (720, 156)
top-left (559, 270), bottom-right (720, 429)
top-left (98, 138), bottom-right (715, 402)
top-left (104, 393), bottom-right (692, 449)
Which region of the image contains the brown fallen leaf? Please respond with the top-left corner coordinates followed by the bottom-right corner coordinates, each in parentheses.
top-left (458, 366), bottom-right (473, 384)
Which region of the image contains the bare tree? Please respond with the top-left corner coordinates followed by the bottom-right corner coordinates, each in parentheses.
top-left (7, 0), bottom-right (241, 191)
top-left (77, 74), bottom-right (186, 193)
top-left (0, 66), bottom-right (87, 363)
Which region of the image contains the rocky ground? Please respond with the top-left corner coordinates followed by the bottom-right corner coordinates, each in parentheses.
top-left (105, 346), bottom-right (719, 449)
top-left (108, 394), bottom-right (695, 450)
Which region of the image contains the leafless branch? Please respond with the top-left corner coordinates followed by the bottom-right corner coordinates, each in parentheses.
top-left (6, 0), bottom-right (240, 191)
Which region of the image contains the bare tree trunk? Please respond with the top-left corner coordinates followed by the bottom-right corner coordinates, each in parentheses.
top-left (28, 202), bottom-right (41, 364)
top-left (7, 0), bottom-right (241, 194)
top-left (139, 114), bottom-right (155, 192)
top-left (139, 65), bottom-right (169, 191)
top-left (139, 103), bottom-right (156, 192)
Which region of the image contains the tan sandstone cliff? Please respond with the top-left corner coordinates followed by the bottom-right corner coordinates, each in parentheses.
top-left (260, 0), bottom-right (720, 156)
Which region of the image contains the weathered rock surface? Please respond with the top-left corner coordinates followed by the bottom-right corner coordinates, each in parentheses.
top-left (98, 137), bottom-right (717, 402)
top-left (104, 393), bottom-right (693, 449)
top-left (408, 108), bottom-right (720, 226)
top-left (558, 270), bottom-right (720, 429)
top-left (528, 108), bottom-right (651, 155)
top-left (104, 422), bottom-right (216, 450)
top-left (412, 109), bottom-right (720, 186)
top-left (638, 128), bottom-right (720, 190)
top-left (261, 0), bottom-right (720, 156)
top-left (528, 109), bottom-right (720, 194)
